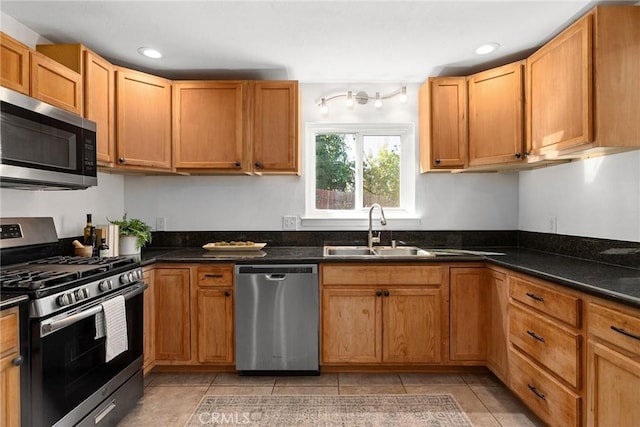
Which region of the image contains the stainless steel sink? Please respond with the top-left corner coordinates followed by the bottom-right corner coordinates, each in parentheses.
top-left (323, 245), bottom-right (443, 258)
top-left (323, 246), bottom-right (376, 256)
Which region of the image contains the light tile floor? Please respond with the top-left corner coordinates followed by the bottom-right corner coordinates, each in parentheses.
top-left (118, 371), bottom-right (544, 426)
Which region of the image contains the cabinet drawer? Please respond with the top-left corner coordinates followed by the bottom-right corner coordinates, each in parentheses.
top-left (197, 265), bottom-right (233, 287)
top-left (322, 264), bottom-right (443, 286)
top-left (588, 302), bottom-right (640, 355)
top-left (509, 303), bottom-right (581, 388)
top-left (0, 307), bottom-right (19, 358)
top-left (510, 275), bottom-right (581, 328)
top-left (509, 348), bottom-right (581, 427)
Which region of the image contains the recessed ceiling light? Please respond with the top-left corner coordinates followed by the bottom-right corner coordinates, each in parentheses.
top-left (137, 47), bottom-right (162, 59)
top-left (475, 42), bottom-right (500, 55)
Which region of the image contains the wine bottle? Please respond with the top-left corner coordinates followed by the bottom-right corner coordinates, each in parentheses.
top-left (83, 214), bottom-right (93, 245)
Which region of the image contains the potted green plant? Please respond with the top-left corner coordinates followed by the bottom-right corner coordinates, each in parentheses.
top-left (108, 213), bottom-right (152, 255)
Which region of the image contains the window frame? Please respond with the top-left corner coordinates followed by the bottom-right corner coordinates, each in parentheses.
top-left (304, 123), bottom-right (417, 225)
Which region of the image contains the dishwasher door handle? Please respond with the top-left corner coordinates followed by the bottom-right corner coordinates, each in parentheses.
top-left (265, 273), bottom-right (287, 281)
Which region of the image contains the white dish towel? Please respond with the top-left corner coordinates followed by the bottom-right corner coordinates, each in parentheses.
top-left (94, 295), bottom-right (128, 362)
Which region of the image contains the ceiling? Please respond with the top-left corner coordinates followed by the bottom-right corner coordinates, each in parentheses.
top-left (0, 0), bottom-right (629, 83)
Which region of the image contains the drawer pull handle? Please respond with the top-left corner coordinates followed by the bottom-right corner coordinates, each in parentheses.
top-left (526, 330), bottom-right (545, 343)
top-left (526, 292), bottom-right (544, 302)
top-left (611, 326), bottom-right (640, 341)
top-left (204, 274), bottom-right (224, 279)
top-left (527, 384), bottom-right (546, 401)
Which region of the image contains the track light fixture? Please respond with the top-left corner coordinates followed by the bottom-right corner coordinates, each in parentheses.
top-left (317, 86), bottom-right (407, 114)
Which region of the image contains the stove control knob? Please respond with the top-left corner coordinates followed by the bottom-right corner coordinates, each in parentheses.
top-left (119, 274), bottom-right (130, 284)
top-left (74, 288), bottom-right (90, 301)
top-left (56, 293), bottom-right (75, 307)
top-left (99, 280), bottom-right (113, 292)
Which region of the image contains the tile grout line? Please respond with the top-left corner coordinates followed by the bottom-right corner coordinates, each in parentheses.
top-left (466, 382), bottom-right (503, 427)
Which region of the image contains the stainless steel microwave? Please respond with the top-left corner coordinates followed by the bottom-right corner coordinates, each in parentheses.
top-left (0, 87), bottom-right (97, 190)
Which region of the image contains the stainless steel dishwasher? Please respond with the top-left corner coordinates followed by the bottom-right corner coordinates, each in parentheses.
top-left (234, 264), bottom-right (319, 374)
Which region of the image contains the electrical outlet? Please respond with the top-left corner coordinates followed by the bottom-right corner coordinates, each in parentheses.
top-left (547, 216), bottom-right (557, 234)
top-left (282, 216), bottom-right (297, 230)
top-left (156, 217), bottom-right (166, 231)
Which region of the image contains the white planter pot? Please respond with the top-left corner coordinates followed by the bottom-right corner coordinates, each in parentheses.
top-left (119, 235), bottom-right (140, 255)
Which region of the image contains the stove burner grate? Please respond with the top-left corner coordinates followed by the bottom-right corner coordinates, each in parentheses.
top-left (0, 269), bottom-right (78, 290)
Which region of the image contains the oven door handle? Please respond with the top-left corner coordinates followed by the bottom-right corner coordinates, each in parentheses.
top-left (41, 282), bottom-right (147, 337)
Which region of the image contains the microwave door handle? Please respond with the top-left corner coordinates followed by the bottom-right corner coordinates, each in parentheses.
top-left (40, 283), bottom-right (147, 337)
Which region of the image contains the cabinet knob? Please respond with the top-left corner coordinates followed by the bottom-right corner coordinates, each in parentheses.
top-left (376, 290), bottom-right (383, 297)
top-left (224, 290), bottom-right (231, 297)
top-left (514, 152), bottom-right (522, 159)
top-left (434, 159), bottom-right (441, 165)
top-left (254, 161), bottom-right (264, 169)
top-left (383, 290), bottom-right (390, 297)
top-left (235, 161), bottom-right (241, 167)
top-left (12, 355), bottom-right (23, 366)
top-left (524, 151), bottom-right (530, 158)
top-left (118, 157), bottom-right (126, 164)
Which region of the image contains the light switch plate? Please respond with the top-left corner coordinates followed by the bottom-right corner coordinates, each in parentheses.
top-left (156, 217), bottom-right (167, 231)
top-left (283, 216), bottom-right (297, 230)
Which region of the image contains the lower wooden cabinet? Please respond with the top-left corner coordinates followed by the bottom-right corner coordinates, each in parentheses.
top-left (449, 267), bottom-right (486, 361)
top-left (193, 265), bottom-right (235, 364)
top-left (586, 300), bottom-right (640, 427)
top-left (509, 347), bottom-right (581, 427)
top-left (0, 307), bottom-right (21, 427)
top-left (142, 266), bottom-right (155, 374)
top-left (154, 267), bottom-right (191, 362)
top-left (486, 268), bottom-right (509, 383)
top-left (321, 264), bottom-right (447, 365)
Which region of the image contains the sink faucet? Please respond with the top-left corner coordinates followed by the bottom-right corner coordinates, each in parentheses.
top-left (368, 203), bottom-right (387, 248)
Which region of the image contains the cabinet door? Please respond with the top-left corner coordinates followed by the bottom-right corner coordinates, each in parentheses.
top-left (486, 269), bottom-right (509, 383)
top-left (0, 307), bottom-right (20, 427)
top-left (527, 14), bottom-right (592, 156)
top-left (196, 288), bottom-right (234, 363)
top-left (251, 81), bottom-right (299, 174)
top-left (173, 81), bottom-right (246, 172)
top-left (468, 62), bottom-right (525, 165)
top-left (84, 50), bottom-right (115, 165)
top-left (449, 268), bottom-right (487, 361)
top-left (116, 68), bottom-right (172, 170)
top-left (321, 288), bottom-right (382, 364)
top-left (1, 33), bottom-right (29, 94)
top-left (587, 341), bottom-right (640, 427)
top-left (154, 268), bottom-right (190, 361)
top-left (142, 268), bottom-right (155, 374)
top-left (30, 51), bottom-right (82, 114)
top-left (419, 77), bottom-right (467, 170)
top-left (383, 288), bottom-right (443, 363)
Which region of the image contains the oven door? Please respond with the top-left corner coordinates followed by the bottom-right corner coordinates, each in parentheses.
top-left (30, 283), bottom-right (144, 427)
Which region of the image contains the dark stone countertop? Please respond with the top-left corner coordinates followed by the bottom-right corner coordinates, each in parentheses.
top-left (140, 246), bottom-right (640, 309)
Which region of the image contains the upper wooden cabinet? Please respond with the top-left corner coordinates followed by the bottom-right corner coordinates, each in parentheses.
top-left (173, 81), bottom-right (247, 172)
top-left (35, 44), bottom-right (116, 166)
top-left (1, 33), bottom-right (82, 114)
top-left (419, 77), bottom-right (467, 171)
top-left (1, 32), bottom-right (29, 94)
top-left (468, 61), bottom-right (525, 166)
top-left (527, 6), bottom-right (640, 159)
top-left (116, 68), bottom-right (172, 171)
top-left (251, 81), bottom-right (299, 174)
top-left (172, 80), bottom-right (299, 174)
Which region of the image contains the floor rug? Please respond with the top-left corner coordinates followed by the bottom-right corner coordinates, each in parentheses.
top-left (186, 394), bottom-right (473, 426)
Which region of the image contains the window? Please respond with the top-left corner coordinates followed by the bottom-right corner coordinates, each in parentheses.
top-left (305, 123), bottom-right (415, 222)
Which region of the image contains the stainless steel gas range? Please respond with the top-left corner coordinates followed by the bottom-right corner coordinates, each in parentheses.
top-left (0, 217), bottom-right (146, 426)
